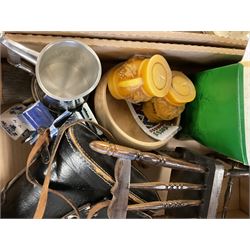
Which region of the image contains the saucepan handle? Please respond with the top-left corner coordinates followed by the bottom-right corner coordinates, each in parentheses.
top-left (7, 49), bottom-right (35, 75)
top-left (0, 32), bottom-right (39, 65)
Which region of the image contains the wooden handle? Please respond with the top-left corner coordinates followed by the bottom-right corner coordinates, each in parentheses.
top-left (108, 159), bottom-right (131, 219)
top-left (90, 141), bottom-right (206, 173)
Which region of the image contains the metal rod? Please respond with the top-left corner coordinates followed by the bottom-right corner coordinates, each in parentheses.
top-left (221, 176), bottom-right (234, 218)
top-left (221, 162), bottom-right (235, 219)
top-left (224, 169), bottom-right (249, 177)
top-left (129, 182), bottom-right (205, 191)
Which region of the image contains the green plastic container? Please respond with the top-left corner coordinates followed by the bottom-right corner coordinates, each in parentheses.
top-left (182, 62), bottom-right (249, 165)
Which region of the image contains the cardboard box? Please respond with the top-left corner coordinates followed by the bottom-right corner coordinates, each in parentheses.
top-left (0, 32), bottom-right (248, 218)
top-left (9, 31), bottom-right (248, 49)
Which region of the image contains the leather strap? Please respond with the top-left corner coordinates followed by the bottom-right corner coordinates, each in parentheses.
top-left (26, 129), bottom-right (50, 167)
top-left (25, 119), bottom-right (116, 219)
top-left (87, 200), bottom-right (111, 219)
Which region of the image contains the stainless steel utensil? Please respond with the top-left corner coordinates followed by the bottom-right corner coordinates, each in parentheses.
top-left (0, 32), bottom-right (102, 104)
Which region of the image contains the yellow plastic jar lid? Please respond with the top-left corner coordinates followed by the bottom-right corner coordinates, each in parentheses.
top-left (139, 55), bottom-right (172, 97)
top-left (165, 71), bottom-right (196, 106)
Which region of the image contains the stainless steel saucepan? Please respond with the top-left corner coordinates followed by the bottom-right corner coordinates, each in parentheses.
top-left (0, 32), bottom-right (102, 114)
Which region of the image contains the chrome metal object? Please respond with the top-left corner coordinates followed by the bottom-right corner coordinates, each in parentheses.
top-left (206, 163), bottom-right (225, 218)
top-left (1, 33), bottom-right (102, 104)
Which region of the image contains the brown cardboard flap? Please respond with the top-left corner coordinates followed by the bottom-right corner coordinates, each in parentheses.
top-left (0, 60), bottom-right (2, 103)
top-left (4, 33), bottom-right (244, 75)
top-left (217, 209), bottom-right (249, 218)
top-left (10, 31), bottom-right (247, 49)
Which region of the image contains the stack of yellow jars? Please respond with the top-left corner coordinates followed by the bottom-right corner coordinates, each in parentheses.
top-left (108, 54), bottom-right (196, 122)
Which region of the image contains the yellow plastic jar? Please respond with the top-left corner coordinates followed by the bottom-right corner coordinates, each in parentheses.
top-left (143, 71), bottom-right (196, 122)
top-left (108, 55), bottom-right (172, 103)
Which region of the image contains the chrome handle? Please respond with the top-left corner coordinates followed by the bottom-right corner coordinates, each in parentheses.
top-left (7, 49), bottom-right (35, 75)
top-left (1, 32), bottom-right (39, 65)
